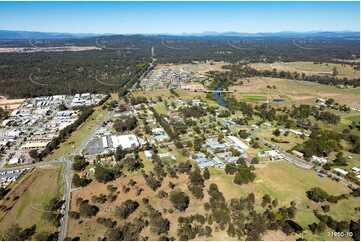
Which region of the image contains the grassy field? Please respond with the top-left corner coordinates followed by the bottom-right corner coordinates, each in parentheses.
top-left (240, 94), bottom-right (267, 101)
top-left (153, 101), bottom-right (168, 114)
top-left (229, 77), bottom-right (360, 109)
top-left (250, 61), bottom-right (360, 79)
top-left (0, 164), bottom-right (64, 235)
top-left (256, 128), bottom-right (308, 151)
top-left (44, 94), bottom-right (118, 161)
top-left (208, 160), bottom-right (358, 240)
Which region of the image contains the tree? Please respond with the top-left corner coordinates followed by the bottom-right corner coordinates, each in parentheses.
top-left (273, 129), bottom-right (281, 137)
top-left (336, 221), bottom-right (350, 232)
top-left (306, 187), bottom-right (329, 203)
top-left (321, 205), bottom-right (330, 212)
top-left (332, 67), bottom-right (338, 76)
top-left (233, 168), bottom-right (256, 185)
top-left (272, 199), bottom-right (279, 208)
top-left (349, 220), bottom-right (360, 241)
top-left (0, 224), bottom-right (36, 241)
top-left (78, 201), bottom-right (99, 218)
top-left (149, 209), bottom-right (170, 235)
top-left (0, 187), bottom-right (9, 200)
top-left (333, 155), bottom-right (348, 166)
top-left (218, 134), bottom-right (224, 142)
top-left (225, 163), bottom-right (237, 175)
top-left (170, 189), bottom-right (190, 212)
top-left (33, 231), bottom-right (58, 241)
top-left (203, 168), bottom-right (210, 180)
top-left (72, 156), bottom-right (88, 171)
top-left (94, 166), bottom-right (115, 183)
top-left (193, 139), bottom-right (202, 151)
top-left (29, 149), bottom-right (39, 160)
top-left (115, 200), bottom-right (139, 220)
top-left (72, 174), bottom-right (91, 187)
top-left (189, 168), bottom-right (204, 187)
top-left (58, 103), bottom-right (67, 111)
top-left (261, 194), bottom-right (272, 207)
top-left (68, 211), bottom-right (80, 220)
top-left (251, 156), bottom-right (259, 164)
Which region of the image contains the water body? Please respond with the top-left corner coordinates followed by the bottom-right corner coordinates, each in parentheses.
top-left (273, 99), bottom-right (285, 103)
top-left (214, 83), bottom-right (227, 107)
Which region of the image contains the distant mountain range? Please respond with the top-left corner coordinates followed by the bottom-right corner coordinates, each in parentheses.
top-left (0, 30), bottom-right (99, 39)
top-left (0, 29), bottom-right (359, 39)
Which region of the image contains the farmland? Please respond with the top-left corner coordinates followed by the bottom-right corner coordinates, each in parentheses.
top-left (250, 61), bottom-right (360, 79)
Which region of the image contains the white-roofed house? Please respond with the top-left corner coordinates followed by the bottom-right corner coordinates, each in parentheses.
top-left (226, 136), bottom-right (249, 150)
top-left (334, 168), bottom-right (348, 176)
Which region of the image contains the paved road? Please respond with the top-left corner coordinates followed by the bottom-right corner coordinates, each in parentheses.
top-left (0, 159), bottom-right (64, 172)
top-left (58, 98), bottom-right (122, 241)
top-left (219, 119), bottom-right (313, 169)
top-left (248, 129), bottom-right (313, 169)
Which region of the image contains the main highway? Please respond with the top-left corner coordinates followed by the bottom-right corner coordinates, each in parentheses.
top-left (58, 95), bottom-right (123, 240)
top-left (58, 46), bottom-right (153, 240)
top-left (0, 47), bottom-right (154, 240)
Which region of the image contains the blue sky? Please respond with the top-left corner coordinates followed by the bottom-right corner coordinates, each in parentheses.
top-left (0, 1), bottom-right (359, 34)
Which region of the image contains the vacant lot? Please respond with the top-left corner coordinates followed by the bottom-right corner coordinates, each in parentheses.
top-left (250, 61), bottom-right (360, 79)
top-left (68, 171), bottom-right (210, 240)
top-left (0, 164), bottom-right (63, 235)
top-left (0, 96), bottom-right (24, 110)
top-left (229, 77), bottom-right (360, 109)
top-left (256, 128), bottom-right (308, 151)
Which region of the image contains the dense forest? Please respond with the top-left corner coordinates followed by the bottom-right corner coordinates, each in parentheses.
top-left (0, 34), bottom-right (359, 98)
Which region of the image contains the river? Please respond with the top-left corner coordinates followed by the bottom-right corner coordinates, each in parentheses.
top-left (214, 83), bottom-right (227, 107)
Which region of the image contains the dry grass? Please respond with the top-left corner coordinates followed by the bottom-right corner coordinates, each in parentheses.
top-left (66, 158), bottom-right (358, 241)
top-left (228, 77), bottom-right (359, 109)
top-left (0, 165), bottom-right (63, 234)
top-left (250, 61), bottom-right (360, 79)
top-left (0, 96), bottom-right (24, 110)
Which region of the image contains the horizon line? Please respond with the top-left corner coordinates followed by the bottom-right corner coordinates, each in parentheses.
top-left (1, 29), bottom-right (360, 36)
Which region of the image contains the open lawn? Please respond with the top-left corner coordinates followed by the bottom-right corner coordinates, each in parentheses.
top-left (256, 128), bottom-right (308, 151)
top-left (240, 94), bottom-right (267, 102)
top-left (208, 160), bottom-right (358, 240)
top-left (250, 61), bottom-right (360, 79)
top-left (228, 77), bottom-right (360, 109)
top-left (0, 164), bottom-right (63, 235)
top-left (153, 101), bottom-right (168, 114)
